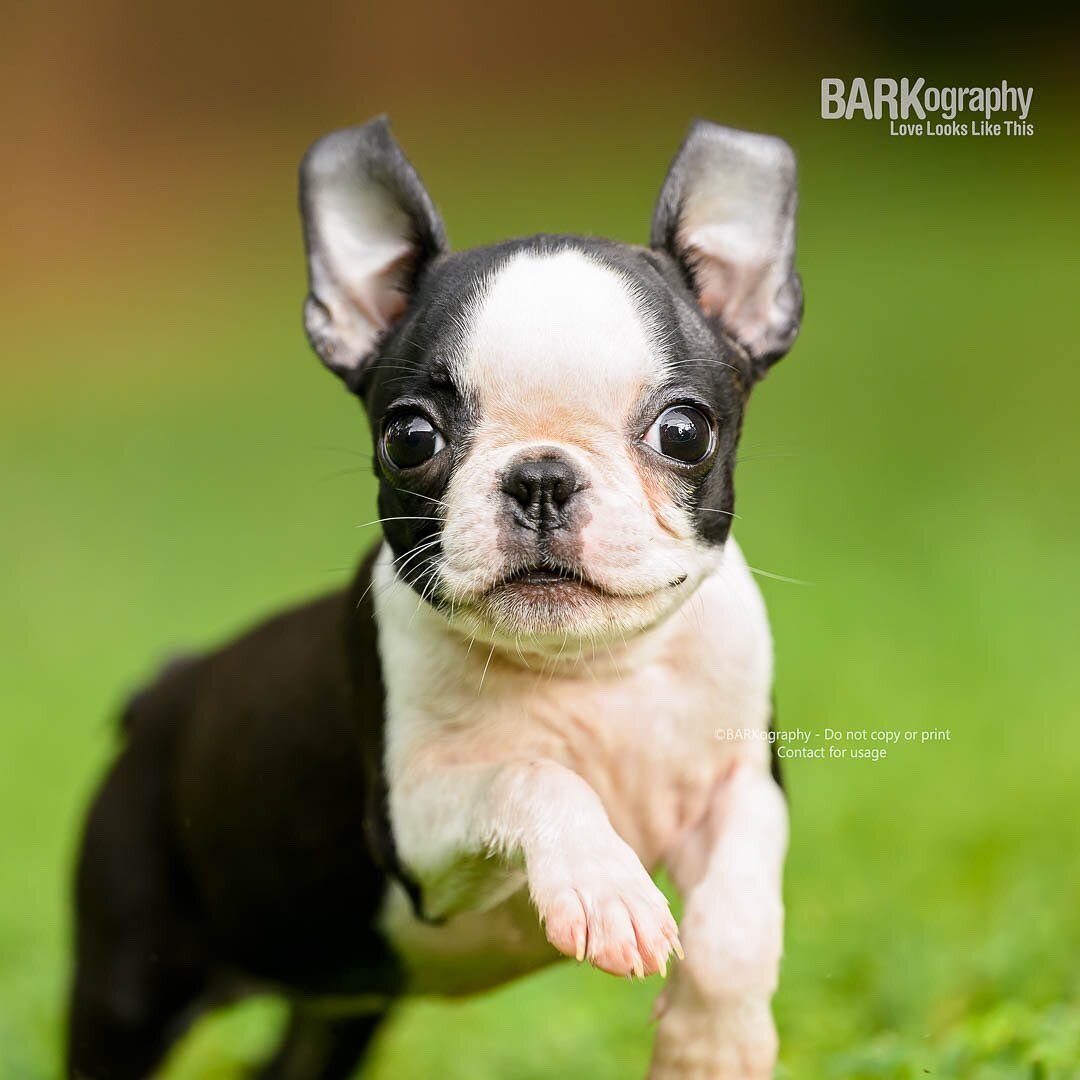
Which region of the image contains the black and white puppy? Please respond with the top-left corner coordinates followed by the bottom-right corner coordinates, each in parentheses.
top-left (68, 116), bottom-right (802, 1080)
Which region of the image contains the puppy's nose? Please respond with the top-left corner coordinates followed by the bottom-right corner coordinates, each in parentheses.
top-left (501, 456), bottom-right (580, 530)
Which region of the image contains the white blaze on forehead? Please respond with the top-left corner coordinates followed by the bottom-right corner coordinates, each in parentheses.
top-left (456, 249), bottom-right (666, 427)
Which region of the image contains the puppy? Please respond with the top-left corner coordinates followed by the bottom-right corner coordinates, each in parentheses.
top-left (68, 116), bottom-right (802, 1079)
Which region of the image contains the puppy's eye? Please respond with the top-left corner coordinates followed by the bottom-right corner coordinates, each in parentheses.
top-left (382, 413), bottom-right (446, 470)
top-left (644, 406), bottom-right (714, 464)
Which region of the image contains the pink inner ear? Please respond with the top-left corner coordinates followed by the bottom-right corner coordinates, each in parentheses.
top-left (346, 244), bottom-right (415, 331)
top-left (684, 223), bottom-right (775, 348)
top-left (377, 246), bottom-right (419, 324)
top-left (311, 235), bottom-right (415, 373)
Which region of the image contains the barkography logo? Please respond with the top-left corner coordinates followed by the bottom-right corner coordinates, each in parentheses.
top-left (821, 78), bottom-right (1035, 137)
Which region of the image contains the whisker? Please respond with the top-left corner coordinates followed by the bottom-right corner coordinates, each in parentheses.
top-left (383, 374), bottom-right (428, 388)
top-left (604, 640), bottom-right (623, 680)
top-left (409, 562), bottom-right (444, 629)
top-left (546, 630), bottom-right (571, 681)
top-left (355, 516), bottom-right (439, 530)
top-left (477, 642), bottom-right (497, 695)
top-left (353, 562), bottom-right (389, 612)
top-left (393, 540), bottom-right (443, 578)
top-left (514, 636), bottom-right (534, 672)
top-left (403, 491), bottom-right (450, 510)
top-left (353, 539), bottom-right (442, 612)
top-left (747, 566), bottom-right (812, 586)
top-left (664, 357), bottom-right (741, 374)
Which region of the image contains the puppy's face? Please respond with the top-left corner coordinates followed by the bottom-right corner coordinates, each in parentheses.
top-left (364, 241), bottom-right (745, 648)
top-left (300, 119), bottom-right (802, 651)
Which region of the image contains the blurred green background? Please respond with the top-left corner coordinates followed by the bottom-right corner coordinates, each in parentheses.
top-left (3, 4), bottom-right (1079, 1078)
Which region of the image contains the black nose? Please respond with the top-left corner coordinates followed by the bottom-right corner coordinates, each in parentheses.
top-left (501, 456), bottom-right (580, 530)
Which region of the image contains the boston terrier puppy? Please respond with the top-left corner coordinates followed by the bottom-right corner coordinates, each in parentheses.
top-left (68, 116), bottom-right (802, 1080)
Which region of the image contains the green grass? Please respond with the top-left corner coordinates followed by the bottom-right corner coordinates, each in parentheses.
top-left (2, 104), bottom-right (1079, 1078)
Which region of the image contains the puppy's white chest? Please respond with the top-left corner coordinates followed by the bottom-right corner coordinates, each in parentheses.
top-left (383, 541), bottom-right (772, 865)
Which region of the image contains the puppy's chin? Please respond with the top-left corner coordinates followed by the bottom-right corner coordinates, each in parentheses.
top-left (438, 569), bottom-right (689, 656)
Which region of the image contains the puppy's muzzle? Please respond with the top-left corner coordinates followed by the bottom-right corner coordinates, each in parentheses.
top-left (501, 452), bottom-right (585, 534)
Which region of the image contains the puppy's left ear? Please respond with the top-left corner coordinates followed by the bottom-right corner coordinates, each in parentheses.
top-left (651, 120), bottom-right (802, 376)
top-left (299, 117), bottom-right (447, 388)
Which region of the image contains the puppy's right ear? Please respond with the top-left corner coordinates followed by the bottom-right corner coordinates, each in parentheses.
top-left (299, 117), bottom-right (446, 388)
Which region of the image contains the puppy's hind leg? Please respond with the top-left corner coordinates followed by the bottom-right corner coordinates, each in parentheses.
top-left (256, 1007), bottom-right (388, 1080)
top-left (67, 739), bottom-right (211, 1078)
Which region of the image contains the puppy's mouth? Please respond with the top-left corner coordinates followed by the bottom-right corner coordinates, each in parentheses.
top-left (492, 563), bottom-right (600, 595)
top-left (486, 563), bottom-right (687, 601)
top-left (457, 560), bottom-right (692, 642)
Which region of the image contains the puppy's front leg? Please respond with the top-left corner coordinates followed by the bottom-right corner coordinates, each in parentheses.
top-left (649, 764), bottom-right (788, 1080)
top-left (391, 758), bottom-right (681, 977)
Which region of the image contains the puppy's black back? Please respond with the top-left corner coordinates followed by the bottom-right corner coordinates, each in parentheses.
top-left (171, 571), bottom-right (400, 991)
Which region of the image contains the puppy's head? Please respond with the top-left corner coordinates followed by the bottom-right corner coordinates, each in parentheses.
top-left (299, 117), bottom-right (802, 652)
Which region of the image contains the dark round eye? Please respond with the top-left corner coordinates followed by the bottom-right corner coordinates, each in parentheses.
top-left (382, 413), bottom-right (446, 470)
top-left (644, 406), bottom-right (714, 464)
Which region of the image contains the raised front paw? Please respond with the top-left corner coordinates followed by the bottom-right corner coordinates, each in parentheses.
top-left (529, 836), bottom-right (682, 978)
